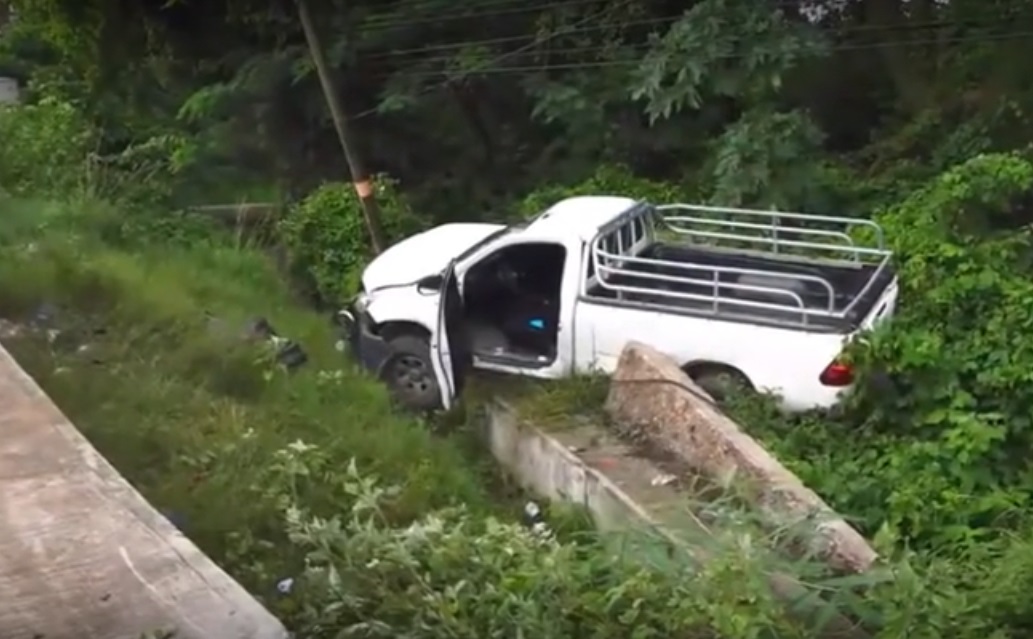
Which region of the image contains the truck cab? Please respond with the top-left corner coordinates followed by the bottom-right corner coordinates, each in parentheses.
top-left (339, 196), bottom-right (898, 412)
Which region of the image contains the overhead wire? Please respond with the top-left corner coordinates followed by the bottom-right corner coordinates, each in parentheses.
top-left (348, 0), bottom-right (639, 119)
top-left (377, 29), bottom-right (1033, 78)
top-left (361, 16), bottom-right (672, 60)
top-left (352, 0), bottom-right (890, 33)
top-left (341, 3), bottom-right (1033, 120)
top-left (363, 16), bottom-right (1030, 62)
top-left (358, 0), bottom-right (619, 30)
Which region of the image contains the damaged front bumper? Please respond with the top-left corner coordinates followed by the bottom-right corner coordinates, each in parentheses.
top-left (333, 300), bottom-right (392, 376)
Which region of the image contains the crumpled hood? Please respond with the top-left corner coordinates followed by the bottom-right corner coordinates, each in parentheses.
top-left (361, 223), bottom-right (505, 292)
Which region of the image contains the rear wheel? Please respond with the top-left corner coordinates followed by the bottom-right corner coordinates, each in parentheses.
top-left (381, 335), bottom-right (442, 411)
top-left (685, 365), bottom-right (753, 403)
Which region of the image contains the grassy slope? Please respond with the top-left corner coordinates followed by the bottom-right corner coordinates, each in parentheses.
top-left (0, 196), bottom-right (499, 601)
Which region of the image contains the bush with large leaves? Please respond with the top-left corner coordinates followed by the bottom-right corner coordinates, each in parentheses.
top-left (278, 177), bottom-right (424, 305)
top-left (741, 153), bottom-right (1033, 547)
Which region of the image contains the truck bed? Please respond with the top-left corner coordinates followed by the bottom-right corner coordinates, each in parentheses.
top-left (585, 243), bottom-right (895, 332)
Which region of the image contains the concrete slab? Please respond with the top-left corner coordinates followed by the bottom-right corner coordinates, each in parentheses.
top-left (605, 341), bottom-right (877, 574)
top-left (0, 342), bottom-right (288, 639)
top-left (484, 399), bottom-right (871, 639)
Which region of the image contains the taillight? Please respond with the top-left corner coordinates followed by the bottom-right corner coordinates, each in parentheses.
top-left (819, 360), bottom-right (854, 386)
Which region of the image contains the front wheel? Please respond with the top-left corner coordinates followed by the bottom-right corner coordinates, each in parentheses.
top-left (381, 335), bottom-right (442, 411)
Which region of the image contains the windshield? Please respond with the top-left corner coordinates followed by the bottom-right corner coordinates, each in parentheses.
top-left (454, 226), bottom-right (513, 263)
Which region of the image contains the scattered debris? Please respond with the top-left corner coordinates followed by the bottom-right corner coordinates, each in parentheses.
top-left (206, 313), bottom-right (310, 371)
top-left (2, 304), bottom-right (311, 375)
top-left (523, 500), bottom-right (541, 519)
top-left (275, 577), bottom-right (294, 595)
top-left (270, 334), bottom-right (308, 370)
top-left (651, 473), bottom-right (677, 487)
top-left (0, 318), bottom-right (23, 340)
top-left (531, 521), bottom-right (551, 537)
top-left (0, 302), bottom-right (61, 344)
top-left (243, 317), bottom-right (308, 370)
top-left (30, 302), bottom-right (57, 328)
top-left (241, 316), bottom-right (276, 341)
top-left (522, 500), bottom-right (554, 539)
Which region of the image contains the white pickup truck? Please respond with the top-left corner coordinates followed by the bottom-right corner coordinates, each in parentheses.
top-left (337, 196), bottom-right (898, 412)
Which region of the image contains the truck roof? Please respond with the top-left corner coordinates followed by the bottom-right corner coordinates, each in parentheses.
top-left (526, 196), bottom-right (638, 240)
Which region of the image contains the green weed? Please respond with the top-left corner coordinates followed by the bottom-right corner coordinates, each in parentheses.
top-left (475, 373), bottom-right (611, 430)
top-left (0, 195), bottom-right (500, 600)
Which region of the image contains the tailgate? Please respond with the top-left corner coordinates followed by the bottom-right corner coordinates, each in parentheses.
top-left (860, 278), bottom-right (898, 331)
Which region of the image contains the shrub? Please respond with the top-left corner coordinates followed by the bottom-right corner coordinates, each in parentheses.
top-left (736, 153), bottom-right (1033, 548)
top-left (271, 443), bottom-right (814, 639)
top-left (259, 440), bottom-right (1033, 639)
top-left (278, 176), bottom-right (424, 304)
top-left (848, 153), bottom-right (1033, 539)
top-left (0, 96), bottom-right (95, 196)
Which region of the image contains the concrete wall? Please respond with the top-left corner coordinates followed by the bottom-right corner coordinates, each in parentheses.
top-left (0, 342), bottom-right (287, 639)
top-left (605, 341), bottom-right (878, 574)
top-left (485, 402), bottom-right (671, 535)
top-left (483, 400), bottom-right (870, 638)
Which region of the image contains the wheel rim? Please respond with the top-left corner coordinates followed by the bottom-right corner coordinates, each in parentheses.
top-left (390, 355), bottom-right (434, 400)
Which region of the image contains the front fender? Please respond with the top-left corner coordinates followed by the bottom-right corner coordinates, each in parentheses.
top-left (344, 289), bottom-right (437, 377)
top-left (365, 289), bottom-right (437, 331)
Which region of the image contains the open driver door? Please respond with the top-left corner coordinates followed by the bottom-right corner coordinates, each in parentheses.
top-left (429, 260), bottom-right (471, 409)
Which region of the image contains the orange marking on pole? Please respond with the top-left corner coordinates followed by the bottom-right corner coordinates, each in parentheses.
top-left (354, 179), bottom-right (374, 198)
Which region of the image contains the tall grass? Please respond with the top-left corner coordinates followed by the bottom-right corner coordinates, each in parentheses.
top-left (0, 195), bottom-right (499, 596)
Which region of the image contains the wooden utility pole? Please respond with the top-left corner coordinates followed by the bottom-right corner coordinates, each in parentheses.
top-left (297, 0), bottom-right (387, 253)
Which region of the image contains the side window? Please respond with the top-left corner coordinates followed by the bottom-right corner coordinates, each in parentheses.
top-left (463, 241), bottom-right (568, 300)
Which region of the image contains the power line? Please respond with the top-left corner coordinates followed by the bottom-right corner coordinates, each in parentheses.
top-left (364, 16), bottom-right (1026, 63)
top-left (352, 0), bottom-right (844, 36)
top-left (349, 0), bottom-right (637, 119)
top-left (363, 17), bottom-right (669, 59)
top-left (344, 28), bottom-right (1033, 121)
top-left (358, 0), bottom-right (613, 30)
top-left (381, 29), bottom-right (1033, 79)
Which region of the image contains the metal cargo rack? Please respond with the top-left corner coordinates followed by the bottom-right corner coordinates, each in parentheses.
top-left (586, 202), bottom-right (894, 326)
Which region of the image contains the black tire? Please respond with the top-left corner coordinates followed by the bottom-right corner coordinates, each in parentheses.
top-left (380, 335), bottom-right (442, 411)
top-left (686, 365), bottom-right (753, 403)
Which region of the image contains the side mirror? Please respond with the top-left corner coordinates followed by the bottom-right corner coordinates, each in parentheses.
top-left (416, 273), bottom-right (444, 292)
